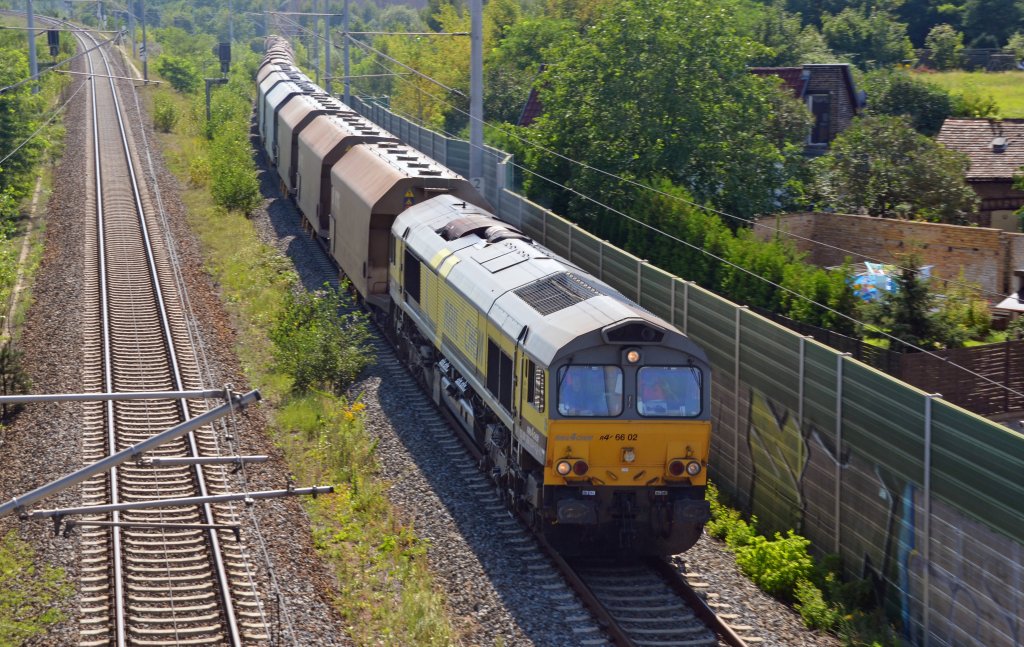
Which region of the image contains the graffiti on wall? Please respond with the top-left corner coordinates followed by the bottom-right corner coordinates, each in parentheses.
top-left (744, 389), bottom-right (1022, 645)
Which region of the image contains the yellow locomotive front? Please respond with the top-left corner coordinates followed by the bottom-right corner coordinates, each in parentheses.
top-left (535, 329), bottom-right (712, 555)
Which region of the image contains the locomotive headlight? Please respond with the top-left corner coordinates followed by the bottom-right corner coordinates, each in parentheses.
top-left (626, 350), bottom-right (641, 364)
top-left (622, 448), bottom-right (636, 463)
top-left (556, 460), bottom-right (573, 476)
top-left (572, 460), bottom-right (589, 476)
top-left (668, 460), bottom-right (686, 477)
top-left (685, 460), bottom-right (702, 476)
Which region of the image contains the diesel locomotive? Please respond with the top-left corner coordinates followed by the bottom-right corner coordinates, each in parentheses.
top-left (258, 36), bottom-right (712, 554)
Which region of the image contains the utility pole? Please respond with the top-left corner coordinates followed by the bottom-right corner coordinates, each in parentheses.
top-left (469, 0), bottom-right (483, 190)
top-left (325, 0), bottom-right (332, 96)
top-left (228, 0), bottom-right (234, 43)
top-left (343, 0), bottom-right (349, 104)
top-left (140, 0), bottom-right (147, 82)
top-left (27, 0), bottom-right (38, 94)
top-left (129, 9), bottom-right (136, 57)
top-left (312, 0), bottom-right (319, 84)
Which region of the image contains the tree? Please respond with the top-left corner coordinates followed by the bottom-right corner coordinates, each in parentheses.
top-left (895, 0), bottom-right (948, 47)
top-left (523, 0), bottom-right (808, 221)
top-left (485, 17), bottom-right (575, 124)
top-left (821, 5), bottom-right (914, 68)
top-left (0, 47), bottom-right (46, 195)
top-left (924, 23), bottom-right (964, 70)
top-left (156, 55), bottom-right (200, 93)
top-left (812, 115), bottom-right (978, 223)
top-left (861, 69), bottom-right (953, 136)
top-left (962, 0), bottom-right (1022, 48)
top-left (866, 256), bottom-right (936, 351)
top-left (743, 1), bottom-right (836, 66)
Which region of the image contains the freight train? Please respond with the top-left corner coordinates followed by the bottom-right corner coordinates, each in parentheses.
top-left (257, 36), bottom-right (712, 555)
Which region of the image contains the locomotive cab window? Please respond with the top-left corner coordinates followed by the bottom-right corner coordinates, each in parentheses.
top-left (637, 366), bottom-right (702, 417)
top-left (557, 365), bottom-right (622, 417)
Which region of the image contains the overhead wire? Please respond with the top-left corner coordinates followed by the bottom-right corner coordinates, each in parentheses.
top-left (272, 15), bottom-right (1024, 401)
top-left (0, 31), bottom-right (119, 94)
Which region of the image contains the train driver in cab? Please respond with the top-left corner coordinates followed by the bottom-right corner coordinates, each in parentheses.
top-left (638, 366), bottom-right (702, 417)
top-left (557, 366), bottom-right (623, 417)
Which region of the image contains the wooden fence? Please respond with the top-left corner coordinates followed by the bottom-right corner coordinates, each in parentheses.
top-left (751, 307), bottom-right (1024, 417)
top-left (900, 340), bottom-right (1024, 415)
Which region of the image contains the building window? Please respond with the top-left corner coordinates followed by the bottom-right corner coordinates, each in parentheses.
top-left (808, 94), bottom-right (831, 144)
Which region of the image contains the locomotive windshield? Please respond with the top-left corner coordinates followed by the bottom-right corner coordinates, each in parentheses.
top-left (557, 365), bottom-right (623, 417)
top-left (637, 366), bottom-right (702, 417)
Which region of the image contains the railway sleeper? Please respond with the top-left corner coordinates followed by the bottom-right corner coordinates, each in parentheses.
top-left (127, 612), bottom-right (221, 624)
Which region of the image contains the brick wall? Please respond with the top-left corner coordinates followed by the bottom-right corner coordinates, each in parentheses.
top-left (804, 68), bottom-right (855, 138)
top-left (1012, 233), bottom-right (1024, 283)
top-left (756, 212), bottom-right (1010, 295)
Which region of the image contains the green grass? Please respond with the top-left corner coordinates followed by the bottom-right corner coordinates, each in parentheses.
top-left (151, 83), bottom-right (454, 646)
top-left (915, 70), bottom-right (1024, 117)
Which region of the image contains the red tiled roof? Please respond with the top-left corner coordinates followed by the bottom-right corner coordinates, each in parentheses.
top-left (518, 86), bottom-right (543, 127)
top-left (749, 67), bottom-right (804, 98)
top-left (937, 118), bottom-right (1024, 181)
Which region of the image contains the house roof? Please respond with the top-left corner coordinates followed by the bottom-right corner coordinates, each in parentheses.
top-left (517, 63), bottom-right (547, 127)
top-left (748, 64), bottom-right (864, 113)
top-left (936, 118), bottom-right (1024, 181)
top-left (749, 67), bottom-right (806, 97)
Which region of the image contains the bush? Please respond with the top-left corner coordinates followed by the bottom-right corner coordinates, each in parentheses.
top-left (795, 577), bottom-right (841, 630)
top-left (270, 283), bottom-right (375, 394)
top-left (187, 154), bottom-right (210, 188)
top-left (952, 90), bottom-right (999, 119)
top-left (209, 128), bottom-right (260, 214)
top-left (156, 55), bottom-right (200, 93)
top-left (152, 95), bottom-right (179, 133)
top-left (734, 530), bottom-right (815, 600)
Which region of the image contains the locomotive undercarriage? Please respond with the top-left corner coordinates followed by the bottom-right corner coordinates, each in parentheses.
top-left (384, 299), bottom-right (708, 556)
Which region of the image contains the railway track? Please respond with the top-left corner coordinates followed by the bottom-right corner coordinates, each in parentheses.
top-left (68, 28), bottom-right (269, 646)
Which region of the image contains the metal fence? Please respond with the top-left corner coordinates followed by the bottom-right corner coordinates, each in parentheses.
top-left (352, 98), bottom-right (1024, 647)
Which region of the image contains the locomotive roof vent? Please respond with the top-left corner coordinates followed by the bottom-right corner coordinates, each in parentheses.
top-left (602, 320), bottom-right (665, 344)
top-left (515, 272), bottom-right (600, 316)
top-left (438, 215), bottom-right (526, 242)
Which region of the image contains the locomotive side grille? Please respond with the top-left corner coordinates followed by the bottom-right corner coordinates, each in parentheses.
top-left (515, 272), bottom-right (600, 316)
